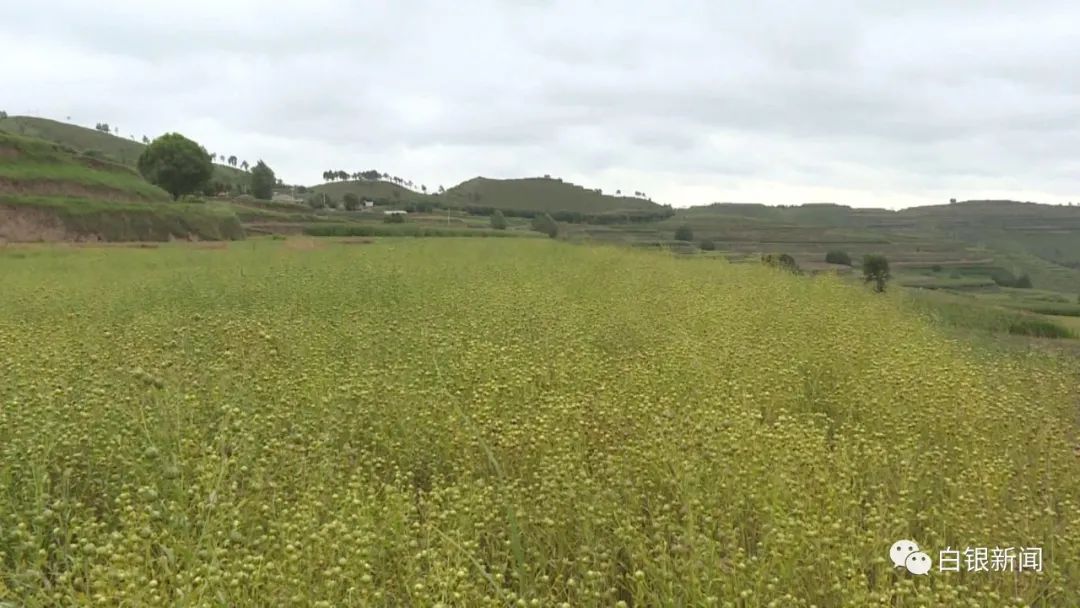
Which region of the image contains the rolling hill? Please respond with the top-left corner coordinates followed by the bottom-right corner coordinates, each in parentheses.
top-left (0, 115), bottom-right (251, 190)
top-left (310, 179), bottom-right (420, 204)
top-left (443, 176), bottom-right (664, 213)
top-left (0, 131), bottom-right (243, 242)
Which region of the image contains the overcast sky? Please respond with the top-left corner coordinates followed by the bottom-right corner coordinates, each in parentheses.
top-left (3, 1), bottom-right (1080, 208)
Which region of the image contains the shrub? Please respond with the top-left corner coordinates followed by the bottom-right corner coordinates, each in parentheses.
top-left (824, 250), bottom-right (851, 266)
top-left (761, 253), bottom-right (799, 273)
top-left (863, 254), bottom-right (891, 293)
top-left (674, 224), bottom-right (693, 242)
top-left (530, 213), bottom-right (558, 238)
top-left (490, 210), bottom-right (508, 230)
top-left (931, 264), bottom-right (943, 272)
top-left (384, 213), bottom-right (406, 224)
top-left (699, 239), bottom-right (716, 251)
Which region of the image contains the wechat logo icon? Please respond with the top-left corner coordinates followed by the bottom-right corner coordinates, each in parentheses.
top-left (890, 539), bottom-right (932, 575)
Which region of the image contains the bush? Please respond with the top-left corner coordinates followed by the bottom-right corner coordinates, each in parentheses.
top-left (384, 213), bottom-right (406, 224)
top-left (490, 210), bottom-right (508, 230)
top-left (863, 254), bottom-right (891, 293)
top-left (824, 250), bottom-right (851, 266)
top-left (699, 240), bottom-right (716, 251)
top-left (674, 224), bottom-right (694, 242)
top-left (343, 193), bottom-right (361, 211)
top-left (931, 264), bottom-right (943, 272)
top-left (530, 213), bottom-right (558, 238)
top-left (761, 253), bottom-right (799, 273)
top-left (991, 269), bottom-right (1034, 289)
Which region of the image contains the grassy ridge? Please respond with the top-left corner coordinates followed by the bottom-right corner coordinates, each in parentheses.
top-left (0, 240), bottom-right (1077, 605)
top-left (0, 196), bottom-right (244, 241)
top-left (0, 131), bottom-right (170, 201)
top-left (302, 222), bottom-right (532, 238)
top-left (0, 116), bottom-right (250, 189)
top-left (443, 177), bottom-right (662, 213)
top-left (310, 180), bottom-right (419, 203)
top-left (906, 289), bottom-right (1076, 339)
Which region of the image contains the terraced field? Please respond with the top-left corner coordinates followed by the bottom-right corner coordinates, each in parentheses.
top-left (1, 240), bottom-right (1078, 606)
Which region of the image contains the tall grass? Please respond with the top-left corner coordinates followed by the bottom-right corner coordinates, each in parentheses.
top-left (0, 241), bottom-right (1078, 605)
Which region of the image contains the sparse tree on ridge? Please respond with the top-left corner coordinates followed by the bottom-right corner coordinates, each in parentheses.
top-left (421, 185), bottom-right (427, 194)
top-left (136, 133), bottom-right (213, 200)
top-left (142, 135), bottom-right (150, 144)
top-left (438, 185), bottom-right (445, 194)
top-left (240, 160), bottom-right (249, 171)
top-left (228, 155), bottom-right (237, 167)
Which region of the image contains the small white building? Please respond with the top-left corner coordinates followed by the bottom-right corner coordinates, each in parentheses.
top-left (383, 209), bottom-right (407, 215)
top-left (363, 200), bottom-right (374, 208)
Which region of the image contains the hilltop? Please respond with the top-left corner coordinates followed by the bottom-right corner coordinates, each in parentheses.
top-left (0, 131), bottom-right (242, 242)
top-left (0, 116), bottom-right (251, 191)
top-left (310, 179), bottom-right (419, 205)
top-left (443, 176), bottom-right (663, 213)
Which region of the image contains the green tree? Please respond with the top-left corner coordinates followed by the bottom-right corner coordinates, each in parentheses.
top-left (136, 133), bottom-right (213, 200)
top-left (343, 193), bottom-right (361, 211)
top-left (824, 250), bottom-right (852, 266)
top-left (863, 254), bottom-right (891, 293)
top-left (699, 239), bottom-right (716, 251)
top-left (250, 160), bottom-right (276, 200)
top-left (531, 213), bottom-right (558, 238)
top-left (674, 224), bottom-right (693, 242)
top-left (490, 209), bottom-right (508, 230)
top-left (0, 111), bottom-right (7, 119)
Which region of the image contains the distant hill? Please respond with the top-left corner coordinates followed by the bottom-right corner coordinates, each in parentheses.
top-left (310, 180), bottom-right (420, 204)
top-left (0, 131), bottom-right (242, 242)
top-left (443, 177), bottom-right (663, 213)
top-left (0, 116), bottom-right (251, 191)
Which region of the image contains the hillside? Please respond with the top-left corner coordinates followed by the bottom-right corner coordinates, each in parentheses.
top-left (310, 179), bottom-right (420, 204)
top-left (443, 176), bottom-right (663, 213)
top-left (0, 131), bottom-right (242, 241)
top-left (0, 116), bottom-right (251, 191)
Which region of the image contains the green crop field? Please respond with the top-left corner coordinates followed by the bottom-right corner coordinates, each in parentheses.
top-left (1, 239), bottom-right (1078, 606)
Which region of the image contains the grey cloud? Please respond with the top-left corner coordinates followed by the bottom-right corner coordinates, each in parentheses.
top-left (3, 0), bottom-right (1080, 207)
